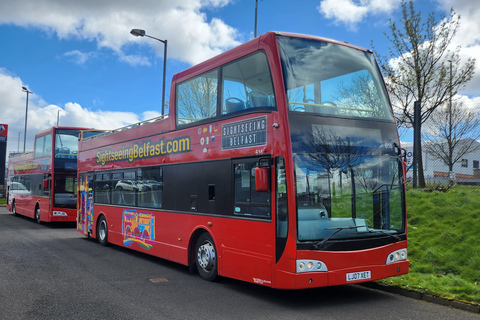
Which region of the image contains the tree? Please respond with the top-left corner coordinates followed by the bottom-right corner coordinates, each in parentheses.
top-left (422, 100), bottom-right (480, 174)
top-left (176, 76), bottom-right (217, 121)
top-left (373, 1), bottom-right (476, 187)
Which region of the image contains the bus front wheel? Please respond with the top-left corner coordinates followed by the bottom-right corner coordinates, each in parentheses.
top-left (97, 216), bottom-right (109, 246)
top-left (195, 233), bottom-right (218, 281)
top-left (12, 201), bottom-right (17, 216)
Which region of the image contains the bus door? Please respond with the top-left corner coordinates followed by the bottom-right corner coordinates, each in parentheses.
top-left (221, 157), bottom-right (275, 285)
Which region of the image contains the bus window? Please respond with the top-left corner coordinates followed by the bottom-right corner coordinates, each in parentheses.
top-left (138, 167), bottom-right (163, 209)
top-left (34, 134), bottom-right (52, 158)
top-left (233, 161), bottom-right (270, 218)
top-left (95, 173), bottom-right (111, 204)
top-left (222, 52), bottom-right (276, 115)
top-left (177, 69), bottom-right (218, 126)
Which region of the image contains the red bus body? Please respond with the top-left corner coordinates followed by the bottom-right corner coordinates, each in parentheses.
top-left (6, 127), bottom-right (97, 223)
top-left (77, 32), bottom-right (408, 289)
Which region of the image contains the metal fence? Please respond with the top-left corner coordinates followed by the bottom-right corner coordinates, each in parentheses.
top-left (401, 133), bottom-right (480, 190)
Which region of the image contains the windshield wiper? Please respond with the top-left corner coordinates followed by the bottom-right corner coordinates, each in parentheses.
top-left (313, 225), bottom-right (364, 250)
top-left (367, 230), bottom-right (402, 241)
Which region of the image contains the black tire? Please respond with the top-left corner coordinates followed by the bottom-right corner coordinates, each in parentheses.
top-left (35, 207), bottom-right (42, 224)
top-left (12, 201), bottom-right (17, 216)
top-left (195, 233), bottom-right (218, 281)
top-left (97, 216), bottom-right (109, 246)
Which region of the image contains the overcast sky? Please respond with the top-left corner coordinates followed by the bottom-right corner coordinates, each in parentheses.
top-left (1, 0), bottom-right (479, 153)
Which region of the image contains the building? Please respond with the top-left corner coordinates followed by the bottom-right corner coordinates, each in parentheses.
top-left (402, 138), bottom-right (480, 185)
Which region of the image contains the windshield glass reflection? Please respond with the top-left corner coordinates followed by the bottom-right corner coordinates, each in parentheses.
top-left (294, 125), bottom-right (405, 243)
top-left (277, 36), bottom-right (393, 120)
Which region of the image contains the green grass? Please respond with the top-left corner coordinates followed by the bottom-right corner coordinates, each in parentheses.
top-left (378, 186), bottom-right (480, 305)
top-left (0, 198), bottom-right (5, 206)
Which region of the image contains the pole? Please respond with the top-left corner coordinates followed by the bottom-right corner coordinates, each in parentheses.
top-left (413, 101), bottom-right (420, 189)
top-left (23, 90), bottom-right (29, 153)
top-left (162, 40), bottom-right (167, 115)
top-left (448, 60), bottom-right (453, 182)
top-left (254, 0), bottom-right (258, 38)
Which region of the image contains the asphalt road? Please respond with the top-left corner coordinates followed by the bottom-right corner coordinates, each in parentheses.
top-left (0, 207), bottom-right (478, 320)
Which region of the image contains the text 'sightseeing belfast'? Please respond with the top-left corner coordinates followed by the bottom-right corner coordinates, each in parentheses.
top-left (96, 136), bottom-right (191, 166)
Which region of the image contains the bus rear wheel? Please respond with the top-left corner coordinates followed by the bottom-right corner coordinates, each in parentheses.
top-left (97, 216), bottom-right (109, 246)
top-left (195, 233), bottom-right (218, 281)
top-left (35, 207), bottom-right (42, 224)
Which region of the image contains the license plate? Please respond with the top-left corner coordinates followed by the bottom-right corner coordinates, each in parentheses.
top-left (346, 271), bottom-right (371, 282)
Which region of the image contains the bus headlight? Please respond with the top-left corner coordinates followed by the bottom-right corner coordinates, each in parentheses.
top-left (386, 249), bottom-right (407, 265)
top-left (296, 259), bottom-right (328, 273)
top-left (53, 211), bottom-right (67, 216)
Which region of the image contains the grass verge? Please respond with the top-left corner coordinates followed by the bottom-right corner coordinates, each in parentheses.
top-left (377, 186), bottom-right (480, 305)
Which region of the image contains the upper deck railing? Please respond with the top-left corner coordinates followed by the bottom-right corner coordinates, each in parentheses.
top-left (81, 114), bottom-right (168, 141)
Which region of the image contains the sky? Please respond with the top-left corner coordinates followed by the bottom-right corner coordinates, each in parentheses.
top-left (1, 0), bottom-right (480, 154)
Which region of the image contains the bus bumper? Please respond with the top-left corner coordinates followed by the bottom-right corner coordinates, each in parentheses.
top-left (50, 208), bottom-right (77, 222)
top-left (275, 260), bottom-right (409, 289)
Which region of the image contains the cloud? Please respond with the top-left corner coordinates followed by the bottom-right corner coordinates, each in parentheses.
top-left (0, 0), bottom-right (241, 66)
top-left (63, 50), bottom-right (97, 65)
top-left (434, 0), bottom-right (480, 97)
top-left (0, 69), bottom-right (142, 154)
top-left (317, 0), bottom-right (402, 29)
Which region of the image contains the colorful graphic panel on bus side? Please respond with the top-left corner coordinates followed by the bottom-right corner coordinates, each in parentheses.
top-left (77, 178), bottom-right (93, 235)
top-left (122, 209), bottom-right (155, 250)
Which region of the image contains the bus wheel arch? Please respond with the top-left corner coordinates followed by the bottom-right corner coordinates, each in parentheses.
top-left (97, 215), bottom-right (109, 246)
top-left (193, 231), bottom-right (218, 281)
top-left (35, 204), bottom-right (42, 224)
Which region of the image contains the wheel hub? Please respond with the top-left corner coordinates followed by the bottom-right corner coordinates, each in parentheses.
top-left (197, 241), bottom-right (215, 271)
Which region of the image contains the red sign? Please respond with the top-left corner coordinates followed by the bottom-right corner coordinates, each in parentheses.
top-left (0, 124), bottom-right (7, 140)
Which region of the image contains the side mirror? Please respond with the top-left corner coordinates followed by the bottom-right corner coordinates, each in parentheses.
top-left (255, 167), bottom-right (269, 192)
top-left (43, 179), bottom-right (49, 189)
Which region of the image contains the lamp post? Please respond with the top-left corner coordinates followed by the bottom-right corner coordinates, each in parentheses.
top-left (22, 86), bottom-right (32, 153)
top-left (254, 0), bottom-right (263, 38)
top-left (130, 29), bottom-right (167, 116)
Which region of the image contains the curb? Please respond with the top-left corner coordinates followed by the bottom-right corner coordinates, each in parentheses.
top-left (361, 282), bottom-right (480, 314)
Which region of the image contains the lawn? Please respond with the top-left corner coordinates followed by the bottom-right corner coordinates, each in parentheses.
top-left (378, 186), bottom-right (480, 305)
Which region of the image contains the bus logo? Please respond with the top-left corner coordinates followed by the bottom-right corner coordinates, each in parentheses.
top-left (122, 210), bottom-right (155, 250)
top-left (222, 116), bottom-right (267, 150)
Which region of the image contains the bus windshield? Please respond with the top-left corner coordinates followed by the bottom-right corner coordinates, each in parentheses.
top-left (55, 129), bottom-right (81, 158)
top-left (277, 36), bottom-right (394, 120)
top-left (294, 152), bottom-right (404, 243)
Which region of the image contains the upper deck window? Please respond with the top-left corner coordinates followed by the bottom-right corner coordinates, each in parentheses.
top-left (222, 52), bottom-right (276, 115)
top-left (176, 51), bottom-right (276, 127)
top-left (177, 69), bottom-right (218, 126)
top-left (34, 134), bottom-right (52, 158)
top-left (55, 129), bottom-right (81, 159)
top-left (277, 36), bottom-right (394, 121)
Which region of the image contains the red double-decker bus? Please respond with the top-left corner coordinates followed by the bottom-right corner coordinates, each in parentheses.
top-left (77, 32), bottom-right (408, 289)
top-left (6, 127), bottom-right (99, 223)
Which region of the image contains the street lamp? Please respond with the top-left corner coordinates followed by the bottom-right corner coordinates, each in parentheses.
top-left (254, 0), bottom-right (263, 38)
top-left (130, 29), bottom-right (167, 116)
top-left (22, 86), bottom-right (32, 153)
